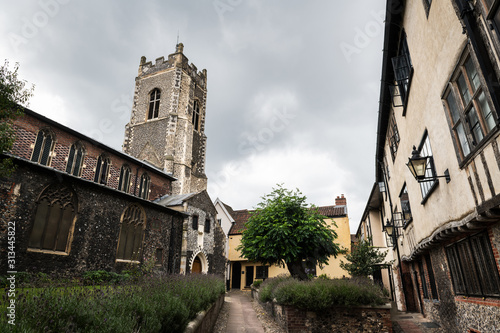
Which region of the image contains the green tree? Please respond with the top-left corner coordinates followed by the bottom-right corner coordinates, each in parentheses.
top-left (237, 184), bottom-right (341, 280)
top-left (0, 60), bottom-right (34, 177)
top-left (340, 237), bottom-right (389, 278)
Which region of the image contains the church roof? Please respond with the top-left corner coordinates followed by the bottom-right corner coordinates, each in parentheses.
top-left (155, 193), bottom-right (198, 206)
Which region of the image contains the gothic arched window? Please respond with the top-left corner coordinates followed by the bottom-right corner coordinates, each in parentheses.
top-left (31, 129), bottom-right (55, 166)
top-left (118, 165), bottom-right (131, 193)
top-left (192, 100), bottom-right (200, 131)
top-left (116, 203), bottom-right (146, 261)
top-left (94, 154), bottom-right (110, 185)
top-left (138, 173), bottom-right (150, 199)
top-left (66, 142), bottom-right (85, 176)
top-left (148, 88), bottom-right (161, 120)
top-left (28, 184), bottom-right (77, 253)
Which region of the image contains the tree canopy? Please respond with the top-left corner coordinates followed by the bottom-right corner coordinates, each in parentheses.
top-left (237, 185), bottom-right (341, 280)
top-left (340, 237), bottom-right (389, 278)
top-left (0, 60), bottom-right (34, 176)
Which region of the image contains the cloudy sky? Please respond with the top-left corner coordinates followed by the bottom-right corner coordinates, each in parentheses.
top-left (1, 0), bottom-right (386, 232)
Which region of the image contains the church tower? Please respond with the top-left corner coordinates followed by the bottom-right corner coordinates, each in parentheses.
top-left (123, 43), bottom-right (208, 195)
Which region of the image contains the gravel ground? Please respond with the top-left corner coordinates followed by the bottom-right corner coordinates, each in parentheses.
top-left (213, 291), bottom-right (285, 333)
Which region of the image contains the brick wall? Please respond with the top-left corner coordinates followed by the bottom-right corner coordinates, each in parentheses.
top-left (11, 111), bottom-right (173, 201)
top-left (261, 298), bottom-right (392, 333)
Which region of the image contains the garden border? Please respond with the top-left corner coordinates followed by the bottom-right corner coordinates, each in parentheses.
top-left (184, 293), bottom-right (225, 333)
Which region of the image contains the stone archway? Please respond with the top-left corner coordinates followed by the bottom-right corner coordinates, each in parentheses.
top-left (189, 249), bottom-right (209, 274)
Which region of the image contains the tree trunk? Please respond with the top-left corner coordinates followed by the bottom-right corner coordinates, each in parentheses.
top-left (286, 260), bottom-right (309, 280)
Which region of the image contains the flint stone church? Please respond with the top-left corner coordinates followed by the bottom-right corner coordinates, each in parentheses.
top-left (0, 44), bottom-right (226, 277)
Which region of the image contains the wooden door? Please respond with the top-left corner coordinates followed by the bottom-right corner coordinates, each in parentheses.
top-left (192, 257), bottom-right (202, 273)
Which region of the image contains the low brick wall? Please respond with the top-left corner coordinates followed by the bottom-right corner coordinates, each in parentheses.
top-left (184, 293), bottom-right (225, 333)
top-left (252, 288), bottom-right (392, 333)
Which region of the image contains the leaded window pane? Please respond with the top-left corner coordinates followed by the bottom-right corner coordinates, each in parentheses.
top-left (40, 135), bottom-right (53, 166)
top-left (192, 215), bottom-right (198, 230)
top-left (94, 156), bottom-right (102, 182)
top-left (55, 206), bottom-right (74, 251)
top-left (457, 73), bottom-right (472, 105)
top-left (478, 91), bottom-right (495, 131)
top-left (66, 145), bottom-right (75, 173)
top-left (447, 93), bottom-right (461, 124)
top-left (467, 106), bottom-right (484, 144)
top-left (464, 57), bottom-right (480, 93)
top-left (447, 245), bottom-right (466, 294)
top-left (148, 89), bottom-right (160, 120)
top-left (457, 240), bottom-right (482, 295)
top-left (73, 148), bottom-right (83, 176)
top-left (116, 204), bottom-right (145, 261)
top-left (31, 131), bottom-right (44, 162)
top-left (42, 202), bottom-right (63, 250)
top-left (29, 198), bottom-right (50, 249)
top-left (29, 185), bottom-right (77, 253)
top-left (456, 123), bottom-right (471, 156)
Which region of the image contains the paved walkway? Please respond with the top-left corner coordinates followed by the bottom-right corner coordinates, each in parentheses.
top-left (225, 290), bottom-right (266, 333)
top-left (392, 310), bottom-right (446, 333)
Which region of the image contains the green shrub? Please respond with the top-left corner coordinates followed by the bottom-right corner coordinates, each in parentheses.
top-left (261, 276), bottom-right (385, 311)
top-left (252, 279), bottom-right (263, 288)
top-left (259, 274), bottom-right (291, 302)
top-left (82, 270), bottom-right (130, 285)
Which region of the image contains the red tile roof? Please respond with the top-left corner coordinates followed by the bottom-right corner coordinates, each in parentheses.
top-left (228, 209), bottom-right (254, 235)
top-left (317, 205), bottom-right (347, 217)
top-left (227, 205), bottom-right (347, 235)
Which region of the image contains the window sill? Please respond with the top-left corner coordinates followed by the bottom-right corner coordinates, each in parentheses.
top-left (115, 259), bottom-right (140, 264)
top-left (455, 296), bottom-right (500, 307)
top-left (27, 248), bottom-right (69, 256)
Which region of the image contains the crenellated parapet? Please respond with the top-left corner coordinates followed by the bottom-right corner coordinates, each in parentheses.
top-left (138, 43), bottom-right (207, 88)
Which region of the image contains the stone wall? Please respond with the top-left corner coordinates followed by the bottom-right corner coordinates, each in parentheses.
top-left (252, 288), bottom-right (392, 333)
top-left (184, 293), bottom-right (225, 333)
top-left (0, 158), bottom-right (184, 277)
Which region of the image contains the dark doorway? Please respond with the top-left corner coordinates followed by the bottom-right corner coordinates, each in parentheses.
top-left (403, 272), bottom-right (418, 312)
top-left (373, 269), bottom-right (383, 288)
top-left (245, 266), bottom-right (254, 287)
top-left (413, 270), bottom-right (424, 314)
top-left (232, 262), bottom-right (241, 289)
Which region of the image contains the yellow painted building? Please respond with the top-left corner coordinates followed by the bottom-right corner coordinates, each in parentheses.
top-left (225, 195), bottom-right (351, 290)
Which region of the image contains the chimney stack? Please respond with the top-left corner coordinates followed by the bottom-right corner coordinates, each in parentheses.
top-left (335, 194), bottom-right (346, 206)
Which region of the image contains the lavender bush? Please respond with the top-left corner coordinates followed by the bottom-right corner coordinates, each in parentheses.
top-left (1, 274), bottom-right (225, 332)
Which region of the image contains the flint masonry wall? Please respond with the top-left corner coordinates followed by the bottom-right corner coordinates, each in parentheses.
top-left (123, 44), bottom-right (207, 196)
top-left (184, 191), bottom-right (226, 277)
top-left (0, 158), bottom-right (184, 276)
